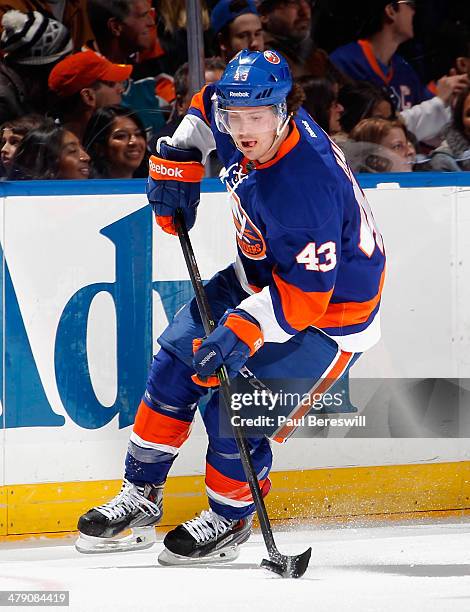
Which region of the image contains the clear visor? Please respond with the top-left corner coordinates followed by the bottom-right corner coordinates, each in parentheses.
top-left (214, 101), bottom-right (287, 137)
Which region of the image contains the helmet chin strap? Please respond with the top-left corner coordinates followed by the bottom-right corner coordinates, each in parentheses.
top-left (256, 113), bottom-right (292, 164)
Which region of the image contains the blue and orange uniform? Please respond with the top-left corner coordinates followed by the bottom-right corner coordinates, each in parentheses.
top-left (330, 39), bottom-right (433, 111)
top-left (124, 54), bottom-right (386, 520)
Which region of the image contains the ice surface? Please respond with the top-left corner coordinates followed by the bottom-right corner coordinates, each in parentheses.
top-left (1, 520), bottom-right (469, 612)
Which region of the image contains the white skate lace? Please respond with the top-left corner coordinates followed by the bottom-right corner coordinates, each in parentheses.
top-left (183, 510), bottom-right (234, 544)
top-left (96, 479), bottom-right (160, 521)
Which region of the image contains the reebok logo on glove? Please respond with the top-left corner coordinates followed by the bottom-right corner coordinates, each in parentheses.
top-left (149, 159), bottom-right (183, 178)
top-left (191, 310), bottom-right (264, 387)
top-left (198, 350), bottom-right (217, 367)
top-left (253, 338), bottom-right (263, 351)
top-left (149, 155), bottom-right (205, 183)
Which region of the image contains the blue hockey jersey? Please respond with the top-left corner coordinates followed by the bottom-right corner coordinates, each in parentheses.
top-left (170, 84), bottom-right (385, 352)
top-left (330, 39), bottom-right (433, 111)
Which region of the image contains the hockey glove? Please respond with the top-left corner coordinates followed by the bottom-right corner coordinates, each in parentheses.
top-left (192, 309), bottom-right (264, 387)
top-left (148, 141), bottom-right (205, 235)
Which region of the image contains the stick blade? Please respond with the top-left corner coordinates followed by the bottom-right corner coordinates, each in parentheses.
top-left (261, 547), bottom-right (311, 579)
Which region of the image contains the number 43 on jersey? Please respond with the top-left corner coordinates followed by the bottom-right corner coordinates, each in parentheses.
top-left (296, 241), bottom-right (337, 272)
top-left (296, 176), bottom-right (384, 273)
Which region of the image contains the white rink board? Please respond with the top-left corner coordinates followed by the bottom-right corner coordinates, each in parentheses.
top-left (2, 182), bottom-right (469, 486)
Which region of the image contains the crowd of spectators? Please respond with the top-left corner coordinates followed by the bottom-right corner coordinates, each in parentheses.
top-left (0, 0), bottom-right (469, 179)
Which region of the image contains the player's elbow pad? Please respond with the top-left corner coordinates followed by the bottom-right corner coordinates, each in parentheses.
top-left (147, 142), bottom-right (204, 234)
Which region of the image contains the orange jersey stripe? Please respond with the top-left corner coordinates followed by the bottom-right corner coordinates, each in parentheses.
top-left (273, 350), bottom-right (353, 442)
top-left (273, 271), bottom-right (333, 331)
top-left (358, 39), bottom-right (394, 85)
top-left (189, 85), bottom-right (210, 126)
top-left (206, 463), bottom-right (268, 502)
top-left (133, 400), bottom-right (191, 448)
top-left (242, 121), bottom-right (301, 171)
top-left (316, 268), bottom-right (385, 328)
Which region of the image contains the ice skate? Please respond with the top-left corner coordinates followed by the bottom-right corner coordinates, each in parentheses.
top-left (158, 509), bottom-right (253, 566)
top-left (75, 479), bottom-right (163, 553)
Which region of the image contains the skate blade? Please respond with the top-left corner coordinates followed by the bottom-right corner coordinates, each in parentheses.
top-left (157, 545), bottom-right (240, 567)
top-left (75, 527), bottom-right (157, 554)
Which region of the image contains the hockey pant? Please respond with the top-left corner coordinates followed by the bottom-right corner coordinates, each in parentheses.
top-left (125, 265), bottom-right (360, 520)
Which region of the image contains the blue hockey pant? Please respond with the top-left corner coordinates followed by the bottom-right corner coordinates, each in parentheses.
top-left (125, 265), bottom-right (360, 520)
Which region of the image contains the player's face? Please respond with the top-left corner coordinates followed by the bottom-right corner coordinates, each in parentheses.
top-left (105, 116), bottom-right (146, 177)
top-left (226, 106), bottom-right (278, 160)
top-left (57, 131), bottom-right (90, 179)
top-left (462, 93), bottom-right (470, 140)
top-left (380, 126), bottom-right (414, 171)
top-left (222, 14), bottom-right (264, 60)
top-left (0, 128), bottom-right (22, 169)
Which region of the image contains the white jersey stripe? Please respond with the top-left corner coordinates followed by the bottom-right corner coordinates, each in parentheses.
top-left (130, 431), bottom-right (179, 456)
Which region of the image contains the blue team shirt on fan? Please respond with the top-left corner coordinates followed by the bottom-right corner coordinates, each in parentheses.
top-left (330, 40), bottom-right (433, 111)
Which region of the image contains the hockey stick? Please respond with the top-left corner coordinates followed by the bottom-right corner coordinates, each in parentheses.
top-left (175, 209), bottom-right (311, 579)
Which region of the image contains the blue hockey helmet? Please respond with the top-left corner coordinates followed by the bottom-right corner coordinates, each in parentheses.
top-left (215, 49), bottom-right (292, 108)
top-left (214, 49), bottom-right (292, 136)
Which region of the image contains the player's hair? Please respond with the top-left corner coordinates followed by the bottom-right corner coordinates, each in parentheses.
top-left (286, 82), bottom-right (305, 117)
top-left (296, 76), bottom-right (337, 133)
top-left (452, 87), bottom-right (470, 136)
top-left (87, 0), bottom-right (134, 41)
top-left (8, 120), bottom-right (67, 179)
top-left (83, 104), bottom-right (148, 178)
top-left (350, 116), bottom-right (408, 145)
top-left (338, 81), bottom-right (395, 134)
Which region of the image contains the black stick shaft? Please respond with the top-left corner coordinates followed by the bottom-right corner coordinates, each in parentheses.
top-left (175, 211), bottom-right (280, 559)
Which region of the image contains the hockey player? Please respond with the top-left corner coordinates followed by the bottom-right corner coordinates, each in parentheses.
top-left (76, 50), bottom-right (385, 564)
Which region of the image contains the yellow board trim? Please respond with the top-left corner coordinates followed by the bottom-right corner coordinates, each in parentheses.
top-left (0, 486), bottom-right (7, 536)
top-left (3, 461), bottom-right (470, 537)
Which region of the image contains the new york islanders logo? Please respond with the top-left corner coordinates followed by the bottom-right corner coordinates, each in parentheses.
top-left (231, 196), bottom-right (267, 260)
top-left (263, 50), bottom-right (280, 64)
top-left (222, 163), bottom-right (267, 260)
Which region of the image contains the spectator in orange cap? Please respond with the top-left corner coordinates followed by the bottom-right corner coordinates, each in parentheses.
top-left (84, 0), bottom-right (172, 135)
top-left (48, 50), bottom-right (132, 140)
